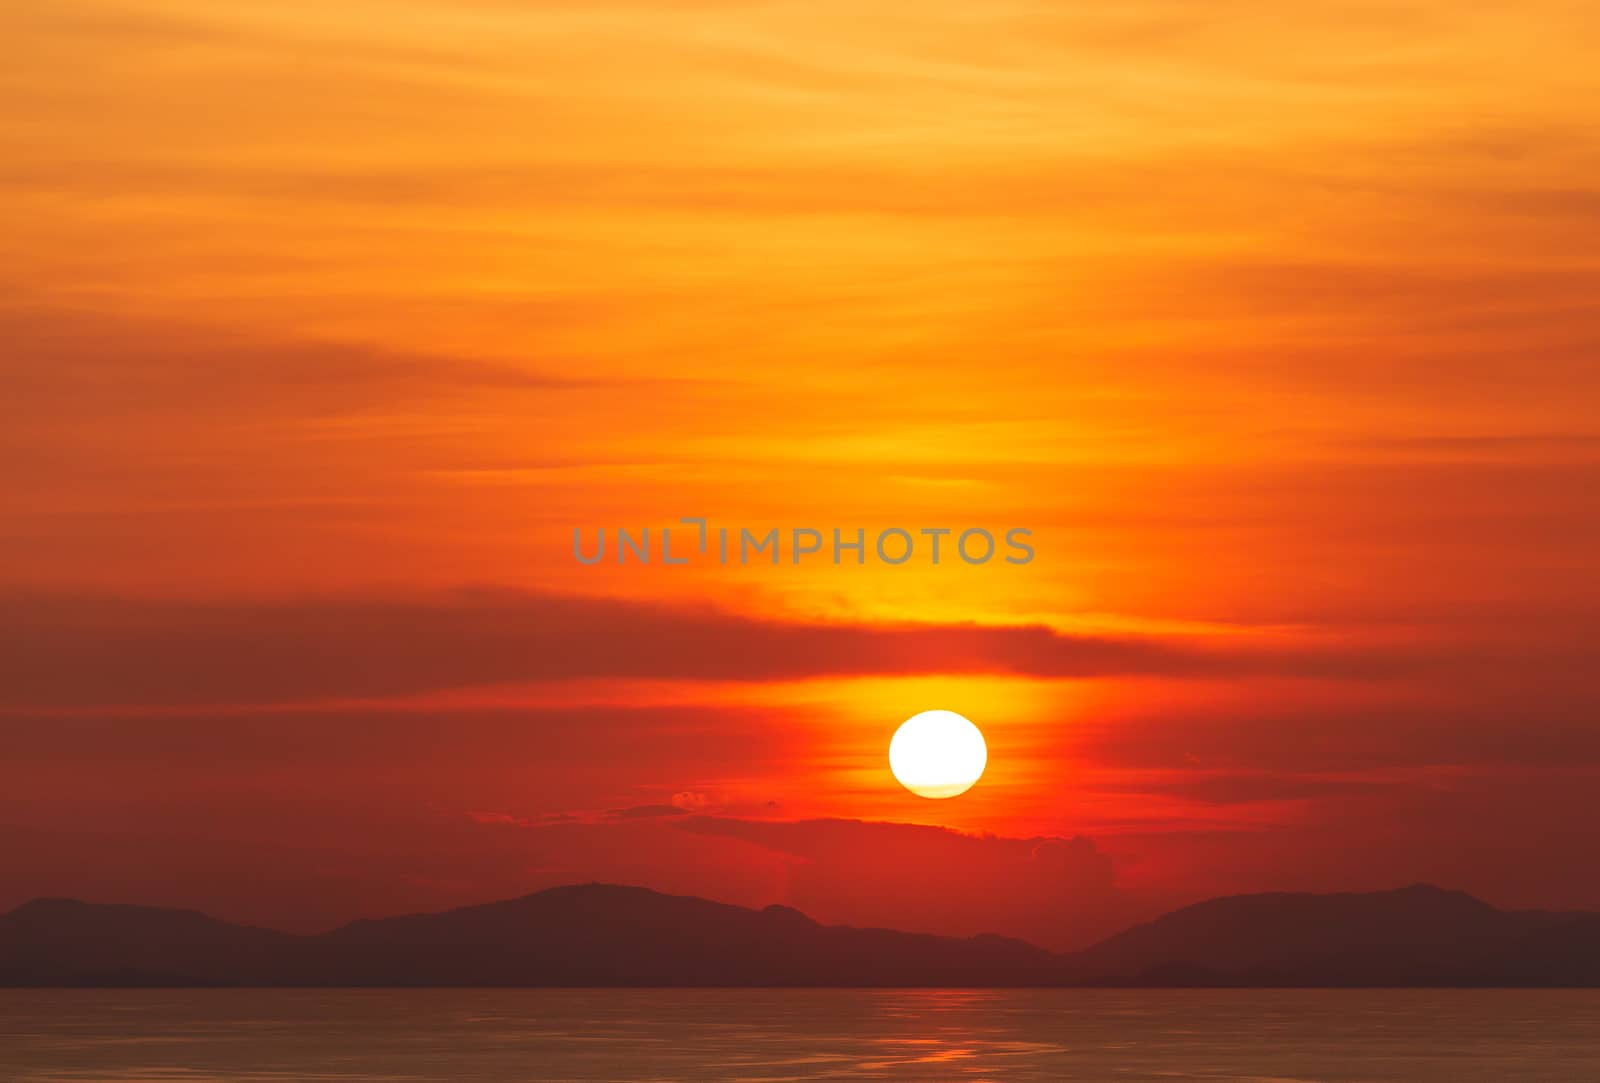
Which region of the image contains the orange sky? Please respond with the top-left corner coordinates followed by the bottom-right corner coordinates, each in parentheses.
top-left (2, 0), bottom-right (1599, 947)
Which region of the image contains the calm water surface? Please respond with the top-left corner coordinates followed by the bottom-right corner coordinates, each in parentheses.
top-left (1, 988), bottom-right (1597, 1081)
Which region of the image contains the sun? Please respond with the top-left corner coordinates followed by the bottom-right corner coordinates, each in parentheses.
top-left (889, 710), bottom-right (987, 799)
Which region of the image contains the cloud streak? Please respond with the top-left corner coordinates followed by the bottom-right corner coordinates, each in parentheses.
top-left (679, 816), bottom-right (1126, 949)
top-left (0, 588), bottom-right (1426, 709)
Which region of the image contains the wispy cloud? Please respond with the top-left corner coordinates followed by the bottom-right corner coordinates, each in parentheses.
top-left (0, 588), bottom-right (1430, 710)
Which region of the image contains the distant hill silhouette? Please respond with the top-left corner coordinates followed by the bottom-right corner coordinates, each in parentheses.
top-left (0, 885), bottom-right (1061, 987)
top-left (1071, 884), bottom-right (1600, 986)
top-left (0, 897), bottom-right (290, 987)
top-left (2, 883), bottom-right (1596, 987)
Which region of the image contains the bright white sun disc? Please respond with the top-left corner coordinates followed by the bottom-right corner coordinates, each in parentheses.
top-left (889, 710), bottom-right (987, 799)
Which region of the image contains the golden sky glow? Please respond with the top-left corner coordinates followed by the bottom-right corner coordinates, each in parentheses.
top-left (2, 0), bottom-right (1598, 942)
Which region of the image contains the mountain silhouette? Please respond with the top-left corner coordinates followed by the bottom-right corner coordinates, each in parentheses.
top-left (0, 884), bottom-right (1061, 987)
top-left (2, 883), bottom-right (1596, 987)
top-left (1071, 883), bottom-right (1600, 986)
top-left (0, 898), bottom-right (289, 987)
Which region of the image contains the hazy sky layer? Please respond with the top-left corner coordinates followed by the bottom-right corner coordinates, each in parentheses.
top-left (2, 0), bottom-right (1598, 943)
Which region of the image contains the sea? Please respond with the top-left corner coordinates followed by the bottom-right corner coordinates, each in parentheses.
top-left (2, 988), bottom-right (1597, 1081)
